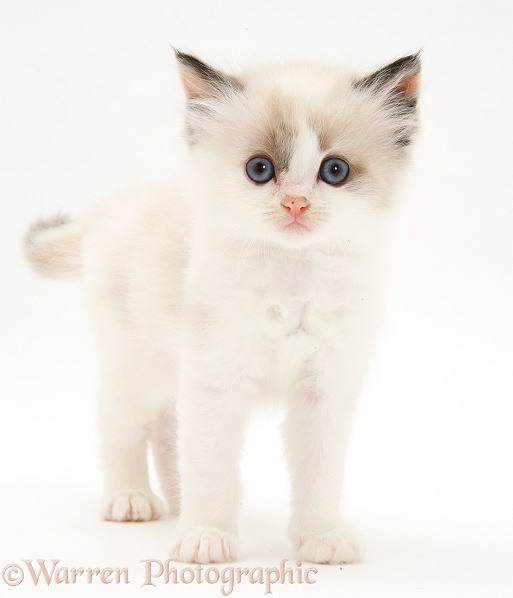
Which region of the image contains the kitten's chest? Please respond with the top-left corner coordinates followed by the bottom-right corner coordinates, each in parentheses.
top-left (260, 256), bottom-right (350, 341)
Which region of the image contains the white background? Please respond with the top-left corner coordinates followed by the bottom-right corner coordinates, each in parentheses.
top-left (1, 1), bottom-right (512, 596)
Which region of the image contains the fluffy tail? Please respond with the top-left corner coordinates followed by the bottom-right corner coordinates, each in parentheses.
top-left (24, 213), bottom-right (83, 279)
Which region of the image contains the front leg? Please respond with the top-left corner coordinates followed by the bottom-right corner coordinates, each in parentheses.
top-left (283, 347), bottom-right (366, 564)
top-left (172, 376), bottom-right (250, 564)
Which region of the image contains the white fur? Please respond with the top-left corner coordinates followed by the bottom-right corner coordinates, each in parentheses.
top-left (25, 54), bottom-right (419, 564)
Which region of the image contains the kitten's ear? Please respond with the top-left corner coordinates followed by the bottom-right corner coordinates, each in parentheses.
top-left (174, 49), bottom-right (243, 100)
top-left (354, 52), bottom-right (421, 107)
top-left (355, 53), bottom-right (421, 147)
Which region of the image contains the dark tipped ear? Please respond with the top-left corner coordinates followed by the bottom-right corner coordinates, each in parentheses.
top-left (355, 52), bottom-right (421, 105)
top-left (174, 49), bottom-right (243, 100)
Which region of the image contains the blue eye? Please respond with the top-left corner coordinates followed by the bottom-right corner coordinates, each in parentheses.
top-left (319, 157), bottom-right (350, 185)
top-left (246, 157), bottom-right (275, 184)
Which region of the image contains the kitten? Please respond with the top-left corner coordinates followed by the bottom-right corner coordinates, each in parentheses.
top-left (25, 49), bottom-right (420, 565)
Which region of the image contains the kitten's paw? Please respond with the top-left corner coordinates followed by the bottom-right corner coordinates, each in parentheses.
top-left (294, 525), bottom-right (365, 564)
top-left (172, 527), bottom-right (237, 563)
top-left (102, 490), bottom-right (163, 522)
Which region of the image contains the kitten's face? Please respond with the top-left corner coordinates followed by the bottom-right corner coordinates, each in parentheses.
top-left (178, 52), bottom-right (420, 250)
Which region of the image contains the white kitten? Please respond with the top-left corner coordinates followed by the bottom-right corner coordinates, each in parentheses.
top-left (25, 50), bottom-right (420, 564)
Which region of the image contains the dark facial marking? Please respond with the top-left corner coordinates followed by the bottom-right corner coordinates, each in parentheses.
top-left (252, 94), bottom-right (298, 173)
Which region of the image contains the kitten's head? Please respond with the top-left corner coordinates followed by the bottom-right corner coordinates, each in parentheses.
top-left (176, 50), bottom-right (420, 250)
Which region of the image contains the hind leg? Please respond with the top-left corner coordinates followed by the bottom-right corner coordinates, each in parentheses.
top-left (99, 388), bottom-right (164, 522)
top-left (150, 404), bottom-right (180, 516)
top-left (96, 333), bottom-right (175, 522)
top-left (89, 275), bottom-right (179, 522)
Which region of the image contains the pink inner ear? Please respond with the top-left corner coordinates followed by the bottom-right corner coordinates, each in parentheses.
top-left (397, 73), bottom-right (420, 98)
top-left (180, 70), bottom-right (213, 100)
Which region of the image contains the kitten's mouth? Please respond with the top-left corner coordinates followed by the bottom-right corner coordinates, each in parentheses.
top-left (283, 219), bottom-right (310, 233)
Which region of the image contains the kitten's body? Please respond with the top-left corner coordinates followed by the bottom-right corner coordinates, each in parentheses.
top-left (25, 51), bottom-right (420, 564)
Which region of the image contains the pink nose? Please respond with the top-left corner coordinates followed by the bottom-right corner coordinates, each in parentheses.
top-left (281, 195), bottom-right (310, 219)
